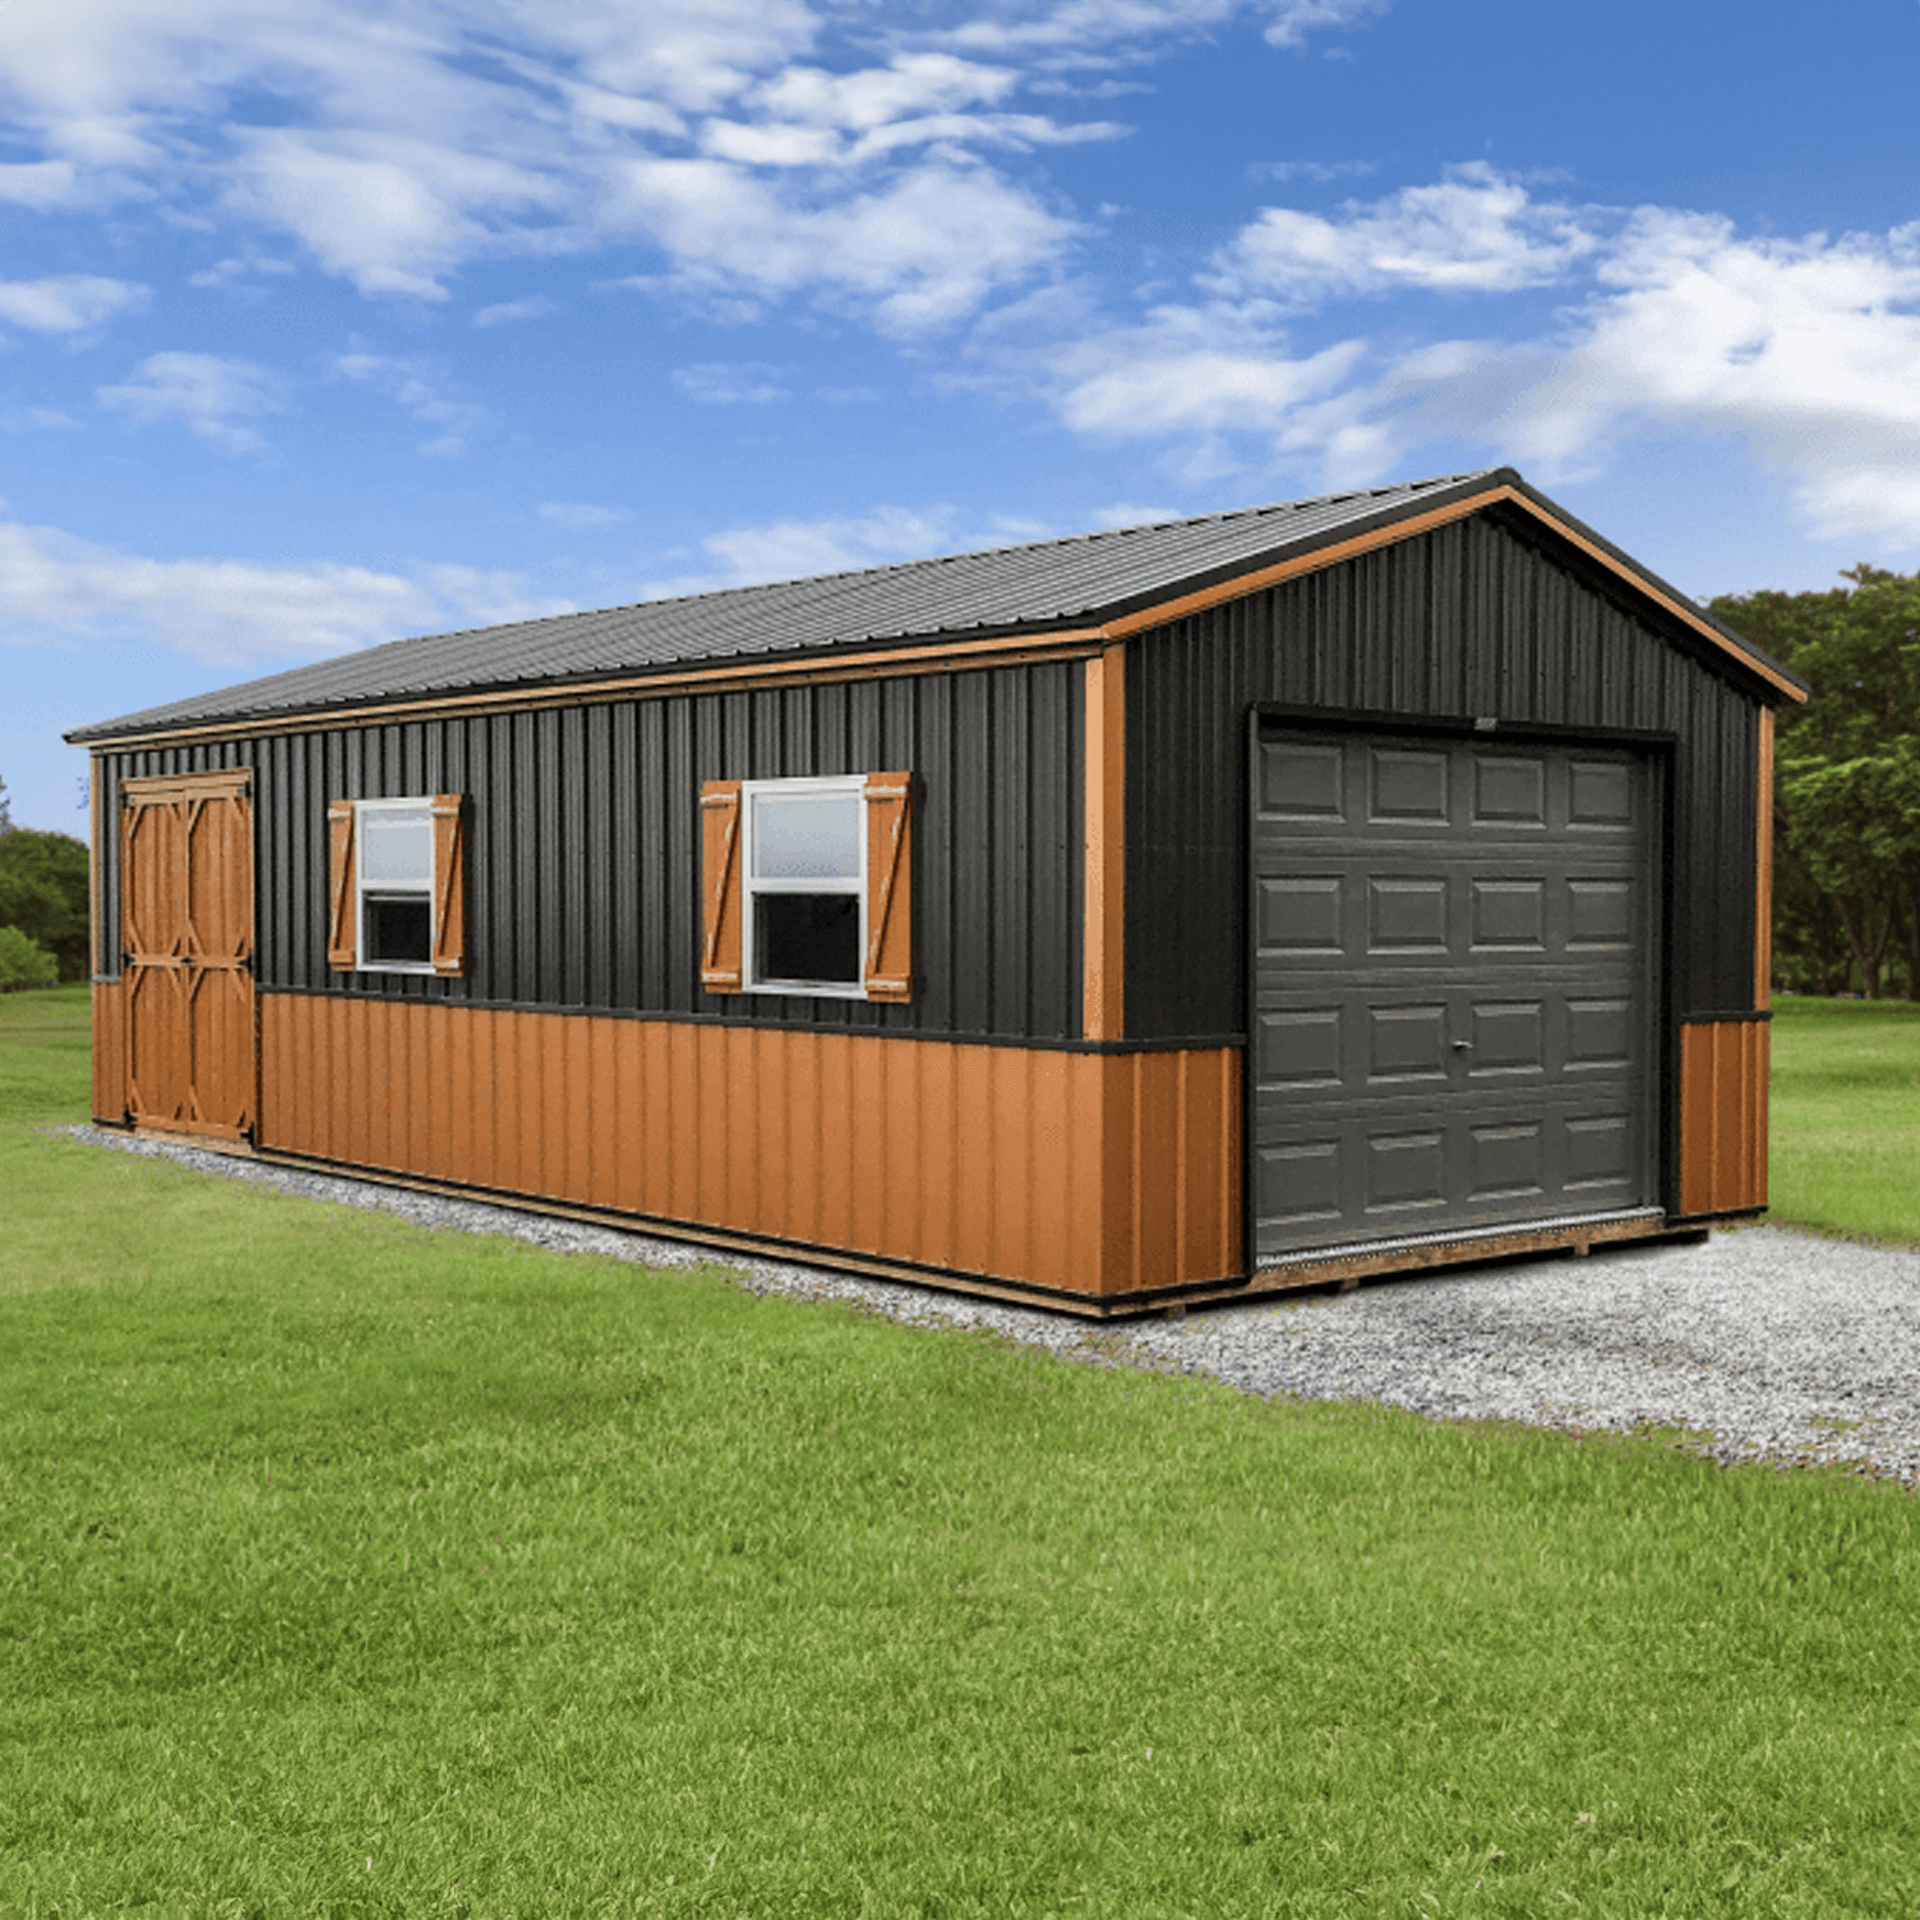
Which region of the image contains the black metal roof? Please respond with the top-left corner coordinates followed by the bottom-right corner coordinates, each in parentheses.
top-left (66, 468), bottom-right (1799, 743)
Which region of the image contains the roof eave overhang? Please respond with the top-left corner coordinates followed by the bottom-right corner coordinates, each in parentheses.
top-left (64, 619), bottom-right (1119, 751)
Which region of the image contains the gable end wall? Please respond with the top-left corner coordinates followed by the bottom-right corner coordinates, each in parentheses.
top-left (1123, 512), bottom-right (1765, 1042)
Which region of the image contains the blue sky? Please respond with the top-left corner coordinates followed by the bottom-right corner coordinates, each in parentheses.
top-left (7, 0), bottom-right (1920, 831)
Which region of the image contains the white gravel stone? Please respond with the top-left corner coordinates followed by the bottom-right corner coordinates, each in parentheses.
top-left (62, 1124), bottom-right (1920, 1489)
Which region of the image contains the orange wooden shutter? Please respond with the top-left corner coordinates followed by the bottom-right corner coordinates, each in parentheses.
top-left (326, 799), bottom-right (356, 971)
top-left (430, 793), bottom-right (465, 976)
top-left (700, 780), bottom-right (743, 992)
top-left (863, 771), bottom-right (913, 1002)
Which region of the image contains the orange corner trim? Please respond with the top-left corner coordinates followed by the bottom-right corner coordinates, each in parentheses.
top-left (1083, 645), bottom-right (1125, 1040)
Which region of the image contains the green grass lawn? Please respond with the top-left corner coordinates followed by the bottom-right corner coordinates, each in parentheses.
top-left (1768, 995), bottom-right (1920, 1245)
top-left (3, 986), bottom-right (1919, 1916)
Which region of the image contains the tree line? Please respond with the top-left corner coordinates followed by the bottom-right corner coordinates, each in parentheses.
top-left (1709, 567), bottom-right (1920, 999)
top-left (0, 776), bottom-right (90, 990)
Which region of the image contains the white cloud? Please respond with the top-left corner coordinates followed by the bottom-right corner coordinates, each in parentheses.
top-left (415, 563), bottom-right (574, 631)
top-left (1210, 163), bottom-right (1599, 305)
top-left (0, 159), bottom-right (80, 207)
top-left (0, 0), bottom-right (1164, 329)
top-left (1496, 212), bottom-right (1920, 539)
top-left (538, 501), bottom-right (630, 530)
top-left (0, 274), bottom-right (147, 333)
top-left (938, 0), bottom-right (1382, 58)
top-left (327, 349), bottom-right (483, 456)
top-left (190, 255), bottom-right (297, 289)
top-left (0, 0), bottom-right (820, 167)
top-left (508, 0), bottom-right (821, 113)
top-left (1060, 333), bottom-right (1365, 435)
top-left (1022, 176), bottom-right (1920, 547)
top-left (96, 350), bottom-right (283, 451)
top-left (705, 54), bottom-right (1132, 166)
top-left (1243, 213), bottom-right (1920, 529)
top-left (613, 156), bottom-right (1075, 333)
top-left (672, 361), bottom-right (789, 404)
top-left (0, 1), bottom-right (804, 291)
top-left (0, 0), bottom-right (1116, 324)
top-left (641, 505), bottom-right (959, 599)
top-left (1013, 295), bottom-right (1364, 447)
top-left (1089, 501), bottom-right (1184, 527)
top-left (855, 110), bottom-right (1128, 162)
top-left (225, 129), bottom-right (568, 300)
top-left (698, 97), bottom-right (1126, 170)
top-left (751, 53), bottom-right (1018, 129)
top-left (1258, 0), bottom-right (1387, 49)
top-left (1, 404), bottom-right (81, 431)
top-left (1026, 76), bottom-right (1156, 97)
top-left (473, 294), bottom-right (558, 325)
top-left (698, 120), bottom-right (844, 168)
top-left (0, 515), bottom-right (567, 667)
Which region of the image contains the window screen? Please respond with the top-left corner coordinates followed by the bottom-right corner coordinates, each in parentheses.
top-left (744, 781), bottom-right (864, 993)
top-left (358, 802), bottom-right (435, 970)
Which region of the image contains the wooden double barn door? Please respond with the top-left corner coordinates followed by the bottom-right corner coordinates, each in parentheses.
top-left (1251, 725), bottom-right (1660, 1263)
top-left (120, 770), bottom-right (257, 1141)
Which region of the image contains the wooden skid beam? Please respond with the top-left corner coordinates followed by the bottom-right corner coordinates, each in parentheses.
top-left (1241, 1213), bottom-right (1686, 1300)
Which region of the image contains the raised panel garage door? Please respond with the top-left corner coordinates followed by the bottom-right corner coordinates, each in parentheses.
top-left (1251, 726), bottom-right (1659, 1264)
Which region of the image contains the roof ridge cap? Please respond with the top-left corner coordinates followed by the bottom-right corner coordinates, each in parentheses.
top-left (613, 469), bottom-right (1499, 611)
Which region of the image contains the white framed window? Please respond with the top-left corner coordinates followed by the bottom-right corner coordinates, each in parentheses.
top-left (741, 775), bottom-right (866, 996)
top-left (355, 797), bottom-right (437, 973)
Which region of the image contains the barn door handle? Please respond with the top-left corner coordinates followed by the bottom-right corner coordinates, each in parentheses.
top-left (1451, 1039), bottom-right (1473, 1051)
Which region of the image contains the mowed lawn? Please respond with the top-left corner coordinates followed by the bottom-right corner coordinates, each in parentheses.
top-left (1768, 995), bottom-right (1920, 1244)
top-left (2, 988), bottom-right (1918, 1917)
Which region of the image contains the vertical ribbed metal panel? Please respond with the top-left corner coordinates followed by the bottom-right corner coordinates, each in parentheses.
top-left (992, 669), bottom-right (1031, 1031)
top-left (1125, 511), bottom-right (1763, 1040)
top-left (609, 702), bottom-right (641, 1010)
top-left (912, 675), bottom-right (955, 1033)
top-left (581, 703), bottom-right (612, 1011)
top-left (257, 994), bottom-right (1240, 1297)
top-left (1679, 1019), bottom-right (1769, 1213)
top-left (94, 753), bottom-right (121, 974)
top-left (658, 695), bottom-right (694, 1014)
top-left (948, 670), bottom-right (992, 1034)
top-left (93, 656), bottom-right (1085, 1044)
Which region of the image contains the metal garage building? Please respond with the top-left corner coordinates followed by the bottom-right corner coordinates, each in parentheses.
top-left (67, 468), bottom-right (1805, 1313)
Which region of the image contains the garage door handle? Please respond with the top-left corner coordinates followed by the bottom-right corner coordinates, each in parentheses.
top-left (1451, 1040), bottom-right (1473, 1051)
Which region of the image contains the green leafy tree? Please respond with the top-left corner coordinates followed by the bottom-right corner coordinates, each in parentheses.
top-left (0, 828), bottom-right (91, 982)
top-left (0, 773), bottom-right (13, 834)
top-left (1766, 843), bottom-right (1856, 995)
top-left (0, 924), bottom-right (58, 990)
top-left (1711, 567), bottom-right (1920, 998)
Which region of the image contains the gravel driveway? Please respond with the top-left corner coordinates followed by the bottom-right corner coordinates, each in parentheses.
top-left (65, 1124), bottom-right (1920, 1491)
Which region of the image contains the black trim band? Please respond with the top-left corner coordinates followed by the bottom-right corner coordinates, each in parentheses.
top-left (255, 984), bottom-right (1246, 1055)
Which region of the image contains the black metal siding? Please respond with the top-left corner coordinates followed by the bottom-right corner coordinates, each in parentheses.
top-left (1125, 512), bottom-right (1763, 1041)
top-left (93, 661), bottom-right (1085, 1045)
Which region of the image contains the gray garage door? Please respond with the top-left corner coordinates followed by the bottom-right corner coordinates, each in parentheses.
top-left (1251, 726), bottom-right (1659, 1263)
